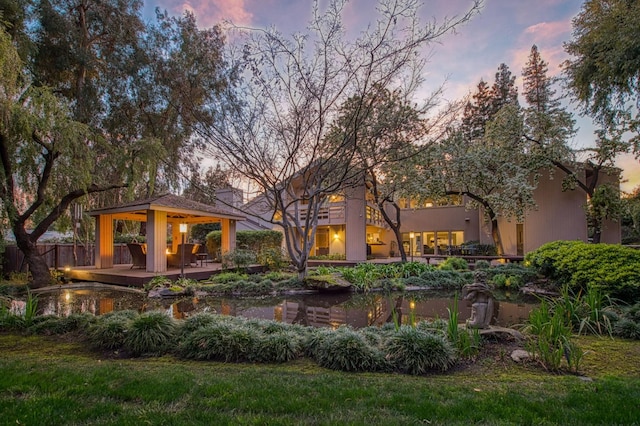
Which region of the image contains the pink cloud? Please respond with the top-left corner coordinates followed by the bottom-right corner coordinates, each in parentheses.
top-left (159, 0), bottom-right (254, 28)
top-left (524, 20), bottom-right (571, 44)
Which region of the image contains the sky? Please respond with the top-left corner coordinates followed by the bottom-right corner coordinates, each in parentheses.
top-left (142, 0), bottom-right (640, 192)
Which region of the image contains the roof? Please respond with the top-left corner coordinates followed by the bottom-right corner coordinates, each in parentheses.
top-left (87, 193), bottom-right (246, 223)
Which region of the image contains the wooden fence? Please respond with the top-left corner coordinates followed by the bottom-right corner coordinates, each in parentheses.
top-left (2, 244), bottom-right (134, 274)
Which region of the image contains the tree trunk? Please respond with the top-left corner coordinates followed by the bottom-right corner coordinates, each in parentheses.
top-left (14, 229), bottom-right (51, 289)
top-left (490, 216), bottom-right (504, 256)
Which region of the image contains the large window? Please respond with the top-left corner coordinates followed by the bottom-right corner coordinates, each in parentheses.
top-left (412, 230), bottom-right (465, 254)
top-left (398, 195), bottom-right (463, 209)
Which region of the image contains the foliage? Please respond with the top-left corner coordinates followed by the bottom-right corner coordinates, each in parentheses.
top-left (419, 269), bottom-right (474, 289)
top-left (338, 262), bottom-right (433, 291)
top-left (525, 240), bottom-right (640, 301)
top-left (473, 259), bottom-right (491, 270)
top-left (191, 223), bottom-right (220, 244)
top-left (384, 326), bottom-right (457, 374)
top-left (524, 299), bottom-right (581, 372)
top-left (563, 0), bottom-right (640, 146)
top-left (256, 247), bottom-right (290, 271)
top-left (27, 313), bottom-right (95, 335)
top-left (207, 230), bottom-right (283, 265)
top-left (124, 311), bottom-right (177, 357)
top-left (312, 326), bottom-right (385, 372)
top-left (437, 257), bottom-right (469, 271)
top-left (87, 311), bottom-right (136, 351)
top-left (201, 278), bottom-right (274, 296)
top-left (221, 248), bottom-right (257, 272)
top-left (144, 275), bottom-right (172, 292)
top-left (209, 271), bottom-right (249, 284)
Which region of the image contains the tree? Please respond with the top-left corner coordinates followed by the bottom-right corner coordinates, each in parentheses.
top-left (200, 0), bottom-right (481, 279)
top-left (421, 104), bottom-right (537, 255)
top-left (3, 4), bottom-right (232, 287)
top-left (417, 63), bottom-right (525, 255)
top-left (0, 28), bottom-right (129, 288)
top-left (182, 165), bottom-right (236, 206)
top-left (523, 44), bottom-right (623, 243)
top-left (563, 0), bottom-right (640, 147)
top-left (327, 87), bottom-right (433, 263)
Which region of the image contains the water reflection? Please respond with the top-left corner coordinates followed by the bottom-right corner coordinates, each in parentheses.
top-left (34, 285), bottom-right (536, 329)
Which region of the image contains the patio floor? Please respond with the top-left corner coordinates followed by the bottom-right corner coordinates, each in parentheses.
top-left (66, 261), bottom-right (225, 287)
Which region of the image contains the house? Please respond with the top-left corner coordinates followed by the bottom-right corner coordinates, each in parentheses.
top-left (232, 166), bottom-right (621, 261)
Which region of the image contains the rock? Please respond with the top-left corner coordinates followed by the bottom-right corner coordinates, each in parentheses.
top-left (511, 349), bottom-right (533, 362)
top-left (478, 325), bottom-right (524, 340)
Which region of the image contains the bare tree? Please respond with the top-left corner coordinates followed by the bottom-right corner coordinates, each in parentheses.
top-left (199, 0), bottom-right (481, 279)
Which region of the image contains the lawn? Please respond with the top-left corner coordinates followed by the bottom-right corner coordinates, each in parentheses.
top-left (0, 333), bottom-right (638, 425)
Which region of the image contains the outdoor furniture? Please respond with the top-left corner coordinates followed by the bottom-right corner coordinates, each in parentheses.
top-left (127, 243), bottom-right (146, 269)
top-left (189, 243), bottom-right (202, 266)
top-left (167, 243), bottom-right (195, 268)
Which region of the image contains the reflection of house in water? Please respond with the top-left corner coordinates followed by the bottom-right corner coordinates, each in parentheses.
top-left (35, 288), bottom-right (145, 317)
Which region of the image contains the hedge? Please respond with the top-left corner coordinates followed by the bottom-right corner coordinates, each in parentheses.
top-left (525, 240), bottom-right (640, 301)
top-left (206, 230), bottom-right (283, 259)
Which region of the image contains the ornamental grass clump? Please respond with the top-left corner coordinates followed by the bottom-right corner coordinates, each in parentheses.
top-left (384, 326), bottom-right (457, 374)
top-left (27, 313), bottom-right (96, 335)
top-left (176, 312), bottom-right (221, 339)
top-left (255, 330), bottom-right (304, 363)
top-left (87, 311), bottom-right (138, 351)
top-left (178, 322), bottom-right (262, 362)
top-left (124, 311), bottom-right (177, 357)
top-left (312, 326), bottom-right (385, 372)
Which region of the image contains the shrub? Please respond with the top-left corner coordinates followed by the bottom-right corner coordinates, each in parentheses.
top-left (124, 311), bottom-right (177, 357)
top-left (87, 314), bottom-right (134, 351)
top-left (438, 257), bottom-right (469, 271)
top-left (613, 318), bottom-right (640, 340)
top-left (401, 276), bottom-right (429, 288)
top-left (255, 330), bottom-right (303, 363)
top-left (383, 326), bottom-right (457, 374)
top-left (257, 247), bottom-right (290, 271)
top-left (178, 322), bottom-right (234, 360)
top-left (312, 327), bottom-right (384, 372)
top-left (207, 230), bottom-right (283, 262)
top-left (27, 313), bottom-right (95, 335)
top-left (209, 271), bottom-right (249, 284)
top-left (221, 248), bottom-right (257, 271)
top-left (474, 260), bottom-right (491, 270)
top-left (525, 240), bottom-right (640, 301)
top-left (144, 275), bottom-right (172, 292)
top-left (177, 313), bottom-right (220, 339)
top-left (419, 270), bottom-right (473, 289)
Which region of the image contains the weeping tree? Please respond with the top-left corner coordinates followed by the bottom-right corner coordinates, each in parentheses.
top-left (198, 0), bottom-right (481, 279)
top-left (0, 28), bottom-right (130, 288)
top-left (0, 1), bottom-right (232, 287)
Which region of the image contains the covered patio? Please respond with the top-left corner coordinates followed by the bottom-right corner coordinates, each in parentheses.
top-left (86, 193), bottom-right (245, 275)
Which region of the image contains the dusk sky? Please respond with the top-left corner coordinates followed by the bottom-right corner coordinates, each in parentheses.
top-left (143, 0), bottom-right (640, 192)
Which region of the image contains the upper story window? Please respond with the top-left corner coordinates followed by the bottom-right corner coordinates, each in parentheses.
top-left (328, 193), bottom-right (345, 203)
top-left (398, 195), bottom-right (463, 209)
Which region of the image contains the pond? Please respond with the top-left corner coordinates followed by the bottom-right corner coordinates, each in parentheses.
top-left (33, 283), bottom-right (537, 329)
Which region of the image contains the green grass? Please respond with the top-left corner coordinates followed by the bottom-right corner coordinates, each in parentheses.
top-left (0, 334), bottom-right (639, 425)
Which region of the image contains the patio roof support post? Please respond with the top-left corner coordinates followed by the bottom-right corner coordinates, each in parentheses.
top-left (94, 214), bottom-right (114, 269)
top-left (147, 210), bottom-right (168, 273)
top-left (221, 218), bottom-right (236, 255)
top-left (171, 221), bottom-right (181, 253)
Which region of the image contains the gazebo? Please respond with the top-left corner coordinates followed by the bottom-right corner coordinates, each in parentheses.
top-left (88, 193), bottom-right (245, 273)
